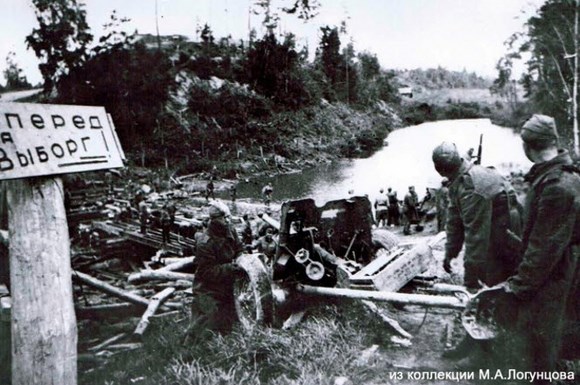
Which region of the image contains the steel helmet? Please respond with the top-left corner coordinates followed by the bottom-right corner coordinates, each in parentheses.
top-left (432, 142), bottom-right (462, 177)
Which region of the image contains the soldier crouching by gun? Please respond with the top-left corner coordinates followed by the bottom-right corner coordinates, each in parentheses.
top-left (190, 201), bottom-right (245, 336)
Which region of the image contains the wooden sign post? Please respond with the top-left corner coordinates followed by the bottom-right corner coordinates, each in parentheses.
top-left (0, 102), bottom-right (124, 384)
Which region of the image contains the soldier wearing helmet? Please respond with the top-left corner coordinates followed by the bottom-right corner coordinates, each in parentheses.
top-left (432, 141), bottom-right (523, 359)
top-left (191, 200), bottom-right (245, 334)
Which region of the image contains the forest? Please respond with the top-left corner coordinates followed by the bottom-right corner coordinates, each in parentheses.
top-left (3, 0), bottom-right (579, 166)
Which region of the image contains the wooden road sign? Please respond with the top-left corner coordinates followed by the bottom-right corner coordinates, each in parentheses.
top-left (0, 103), bottom-right (124, 180)
top-left (0, 102), bottom-right (125, 384)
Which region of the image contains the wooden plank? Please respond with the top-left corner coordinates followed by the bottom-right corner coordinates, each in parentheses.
top-left (134, 287), bottom-right (176, 336)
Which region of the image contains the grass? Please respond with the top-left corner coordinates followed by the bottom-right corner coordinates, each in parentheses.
top-left (78, 302), bottom-right (398, 385)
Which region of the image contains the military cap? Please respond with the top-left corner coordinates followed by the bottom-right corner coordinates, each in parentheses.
top-left (208, 200), bottom-right (231, 218)
top-left (521, 114), bottom-right (559, 142)
top-left (432, 142), bottom-right (462, 177)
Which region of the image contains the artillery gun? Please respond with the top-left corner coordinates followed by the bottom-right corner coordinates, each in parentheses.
top-left (234, 195), bottom-right (508, 340)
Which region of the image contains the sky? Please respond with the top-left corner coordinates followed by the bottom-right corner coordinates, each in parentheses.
top-left (0, 0), bottom-right (545, 87)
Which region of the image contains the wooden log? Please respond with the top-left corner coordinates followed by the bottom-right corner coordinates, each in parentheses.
top-left (8, 177), bottom-right (77, 385)
top-left (157, 256), bottom-right (195, 272)
top-left (101, 343), bottom-right (142, 352)
top-left (88, 333), bottom-right (127, 352)
top-left (73, 270), bottom-right (150, 307)
top-left (297, 284), bottom-right (466, 309)
top-left (134, 287), bottom-right (176, 336)
top-left (72, 270), bottom-right (181, 309)
top-left (127, 270), bottom-right (194, 283)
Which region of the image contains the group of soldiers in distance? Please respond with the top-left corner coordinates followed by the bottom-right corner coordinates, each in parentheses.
top-left (373, 183), bottom-right (447, 235)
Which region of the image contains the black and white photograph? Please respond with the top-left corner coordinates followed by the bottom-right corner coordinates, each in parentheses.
top-left (0, 1), bottom-right (579, 384)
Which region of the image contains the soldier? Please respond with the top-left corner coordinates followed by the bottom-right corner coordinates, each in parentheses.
top-left (374, 188), bottom-right (389, 227)
top-left (254, 227), bottom-right (277, 265)
top-left (191, 200), bottom-right (245, 334)
top-left (387, 187), bottom-right (400, 226)
top-left (431, 141), bottom-right (523, 360)
top-left (241, 214), bottom-right (254, 250)
top-left (262, 183), bottom-right (273, 207)
top-left (205, 177), bottom-right (215, 201)
top-left (138, 200), bottom-right (149, 234)
top-left (502, 115), bottom-right (580, 379)
top-left (402, 186), bottom-right (419, 235)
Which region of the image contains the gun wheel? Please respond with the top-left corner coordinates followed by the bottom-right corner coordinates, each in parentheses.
top-left (234, 253), bottom-right (274, 330)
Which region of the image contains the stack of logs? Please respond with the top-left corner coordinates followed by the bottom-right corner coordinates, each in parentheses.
top-left (73, 254), bottom-right (195, 362)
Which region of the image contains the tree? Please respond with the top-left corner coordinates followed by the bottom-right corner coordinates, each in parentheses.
top-left (245, 32), bottom-right (314, 108)
top-left (491, 33), bottom-right (524, 112)
top-left (26, 0), bottom-right (92, 94)
top-left (252, 0), bottom-right (319, 32)
top-left (57, 42), bottom-right (173, 151)
top-left (516, 0), bottom-right (580, 155)
top-left (317, 26), bottom-right (342, 100)
top-left (3, 52), bottom-right (31, 90)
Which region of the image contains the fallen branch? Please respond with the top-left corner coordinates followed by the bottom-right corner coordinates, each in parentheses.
top-left (128, 270), bottom-right (194, 283)
top-left (134, 287), bottom-right (176, 337)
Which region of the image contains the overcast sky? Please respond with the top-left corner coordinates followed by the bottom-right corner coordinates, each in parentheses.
top-left (1, 0), bottom-right (544, 87)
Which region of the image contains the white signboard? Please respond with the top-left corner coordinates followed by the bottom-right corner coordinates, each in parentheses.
top-left (0, 102), bottom-right (125, 180)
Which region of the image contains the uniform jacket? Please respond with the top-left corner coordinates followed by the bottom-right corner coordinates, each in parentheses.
top-left (403, 191), bottom-right (419, 222)
top-left (509, 150), bottom-right (580, 300)
top-left (446, 160), bottom-right (522, 287)
top-left (506, 150), bottom-right (580, 370)
top-left (194, 220), bottom-right (243, 298)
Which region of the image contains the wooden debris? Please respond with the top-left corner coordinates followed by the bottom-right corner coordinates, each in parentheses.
top-left (127, 270), bottom-right (194, 283)
top-left (88, 333), bottom-right (127, 352)
top-left (282, 310), bottom-right (307, 330)
top-left (349, 232), bottom-right (446, 292)
top-left (72, 270), bottom-right (181, 309)
top-left (157, 256), bottom-right (195, 272)
top-left (101, 343), bottom-right (142, 352)
top-left (134, 287), bottom-right (176, 336)
top-left (361, 300), bottom-right (412, 339)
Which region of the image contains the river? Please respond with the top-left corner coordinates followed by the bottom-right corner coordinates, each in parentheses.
top-left (235, 119), bottom-right (533, 205)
